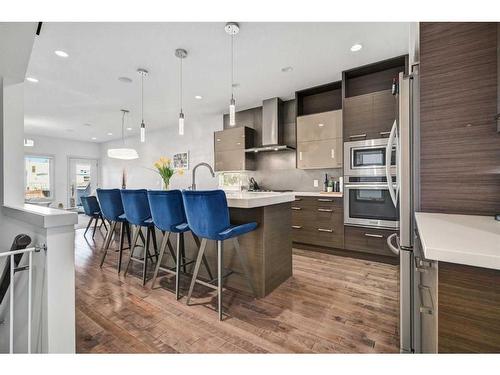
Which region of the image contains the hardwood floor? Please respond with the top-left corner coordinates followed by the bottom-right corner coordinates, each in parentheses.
top-left (75, 228), bottom-right (400, 353)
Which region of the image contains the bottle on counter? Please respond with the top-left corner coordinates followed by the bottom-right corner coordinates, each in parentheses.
top-left (324, 173), bottom-right (328, 192)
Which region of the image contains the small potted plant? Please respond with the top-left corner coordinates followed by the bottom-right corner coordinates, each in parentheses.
top-left (153, 157), bottom-right (184, 190)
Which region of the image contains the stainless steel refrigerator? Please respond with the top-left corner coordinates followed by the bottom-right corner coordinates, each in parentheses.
top-left (385, 65), bottom-right (426, 353)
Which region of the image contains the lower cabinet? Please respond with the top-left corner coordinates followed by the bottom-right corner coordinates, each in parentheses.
top-left (291, 196), bottom-right (344, 249)
top-left (344, 225), bottom-right (398, 258)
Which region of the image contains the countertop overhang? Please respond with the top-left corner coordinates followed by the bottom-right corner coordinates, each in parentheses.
top-left (415, 212), bottom-right (500, 270)
top-left (3, 203), bottom-right (78, 228)
top-left (225, 192), bottom-right (295, 209)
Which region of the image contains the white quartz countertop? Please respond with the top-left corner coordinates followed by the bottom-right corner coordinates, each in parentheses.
top-left (293, 191), bottom-right (343, 198)
top-left (225, 192), bottom-right (295, 209)
top-left (3, 203), bottom-right (78, 228)
top-left (415, 212), bottom-right (500, 270)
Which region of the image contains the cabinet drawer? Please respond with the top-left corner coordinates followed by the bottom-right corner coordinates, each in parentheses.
top-left (297, 138), bottom-right (342, 169)
top-left (293, 196), bottom-right (343, 210)
top-left (297, 110), bottom-right (342, 142)
top-left (344, 226), bottom-right (398, 257)
top-left (292, 224), bottom-right (344, 249)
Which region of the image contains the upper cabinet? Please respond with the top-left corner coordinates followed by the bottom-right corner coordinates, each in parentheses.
top-left (295, 81), bottom-right (343, 169)
top-left (342, 55), bottom-right (408, 142)
top-left (214, 126), bottom-right (256, 172)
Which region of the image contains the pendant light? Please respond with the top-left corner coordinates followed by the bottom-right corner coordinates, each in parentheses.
top-left (175, 48), bottom-right (188, 135)
top-left (107, 109), bottom-right (139, 160)
top-left (137, 68), bottom-right (149, 142)
top-left (225, 22), bottom-right (239, 126)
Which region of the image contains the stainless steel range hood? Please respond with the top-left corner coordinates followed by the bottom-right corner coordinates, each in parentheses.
top-left (245, 97), bottom-right (295, 153)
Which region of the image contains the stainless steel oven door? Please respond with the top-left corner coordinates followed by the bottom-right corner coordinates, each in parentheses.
top-left (344, 138), bottom-right (396, 177)
top-left (344, 183), bottom-right (400, 229)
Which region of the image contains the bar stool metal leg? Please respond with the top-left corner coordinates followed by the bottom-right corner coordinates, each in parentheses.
top-left (217, 240), bottom-right (223, 321)
top-left (143, 227), bottom-right (151, 286)
top-left (84, 217), bottom-right (94, 236)
top-left (186, 238), bottom-right (208, 305)
top-left (100, 221), bottom-right (117, 267)
top-left (117, 222), bottom-right (126, 274)
top-left (232, 238), bottom-right (257, 297)
top-left (151, 231), bottom-right (170, 288)
top-left (192, 234), bottom-right (214, 280)
top-left (175, 233), bottom-right (182, 300)
top-left (124, 225), bottom-right (141, 276)
top-left (92, 216), bottom-right (99, 238)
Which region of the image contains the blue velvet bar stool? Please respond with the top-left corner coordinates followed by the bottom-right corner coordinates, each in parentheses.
top-left (147, 190), bottom-right (213, 299)
top-left (96, 188), bottom-right (132, 273)
top-left (182, 190), bottom-right (257, 321)
top-left (122, 189), bottom-right (159, 286)
top-left (81, 195), bottom-right (107, 239)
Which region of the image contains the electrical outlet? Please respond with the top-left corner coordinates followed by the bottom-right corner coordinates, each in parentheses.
top-left (313, 179), bottom-right (319, 187)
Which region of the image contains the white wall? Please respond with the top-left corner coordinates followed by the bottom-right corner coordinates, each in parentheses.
top-left (100, 113), bottom-right (222, 190)
top-left (3, 83), bottom-right (25, 206)
top-left (24, 134), bottom-right (101, 208)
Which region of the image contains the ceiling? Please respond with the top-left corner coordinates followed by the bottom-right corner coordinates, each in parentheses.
top-left (24, 22), bottom-right (410, 143)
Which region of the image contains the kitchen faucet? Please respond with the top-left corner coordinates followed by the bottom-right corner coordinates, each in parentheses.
top-left (191, 162), bottom-right (215, 190)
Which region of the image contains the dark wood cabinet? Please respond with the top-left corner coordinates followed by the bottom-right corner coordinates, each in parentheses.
top-left (291, 196), bottom-right (344, 249)
top-left (344, 225), bottom-right (398, 258)
top-left (343, 90), bottom-right (396, 141)
top-left (213, 126), bottom-right (256, 172)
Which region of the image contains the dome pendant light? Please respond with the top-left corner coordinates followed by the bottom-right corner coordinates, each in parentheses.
top-left (175, 48), bottom-right (188, 136)
top-left (225, 22), bottom-right (239, 127)
top-left (137, 68), bottom-right (149, 143)
top-left (107, 109), bottom-right (139, 160)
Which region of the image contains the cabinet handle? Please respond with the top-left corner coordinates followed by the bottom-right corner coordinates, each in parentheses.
top-left (299, 152), bottom-right (303, 161)
top-left (379, 131), bottom-right (391, 136)
top-left (317, 208), bottom-right (333, 212)
top-left (349, 134), bottom-right (367, 139)
top-left (317, 198), bottom-right (333, 202)
top-left (318, 228), bottom-right (333, 233)
top-left (216, 138), bottom-right (221, 142)
top-left (291, 207), bottom-right (302, 210)
top-left (295, 198), bottom-right (302, 201)
top-left (364, 233), bottom-right (383, 238)
top-left (318, 123), bottom-right (325, 127)
top-left (418, 285), bottom-right (434, 315)
top-left (292, 225), bottom-right (303, 229)
top-left (331, 148), bottom-right (335, 159)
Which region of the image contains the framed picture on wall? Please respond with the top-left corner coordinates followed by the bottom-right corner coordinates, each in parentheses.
top-left (173, 151), bottom-right (189, 170)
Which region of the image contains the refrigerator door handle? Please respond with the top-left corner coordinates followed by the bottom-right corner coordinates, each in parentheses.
top-left (385, 119), bottom-right (398, 207)
top-left (387, 233), bottom-right (400, 255)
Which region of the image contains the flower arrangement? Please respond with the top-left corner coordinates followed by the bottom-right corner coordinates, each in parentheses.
top-left (153, 157), bottom-right (184, 190)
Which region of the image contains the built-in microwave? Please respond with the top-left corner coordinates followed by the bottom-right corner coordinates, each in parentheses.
top-left (344, 176), bottom-right (400, 229)
top-left (344, 138), bottom-right (396, 177)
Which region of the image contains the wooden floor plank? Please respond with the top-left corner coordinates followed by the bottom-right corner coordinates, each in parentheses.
top-left (75, 228), bottom-right (400, 353)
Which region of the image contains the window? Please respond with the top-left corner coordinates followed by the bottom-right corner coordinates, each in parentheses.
top-left (24, 155), bottom-right (54, 202)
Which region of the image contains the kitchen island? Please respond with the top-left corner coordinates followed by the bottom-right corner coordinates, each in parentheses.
top-left (166, 192), bottom-right (295, 298)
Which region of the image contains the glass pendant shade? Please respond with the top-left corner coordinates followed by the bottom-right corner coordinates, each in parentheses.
top-left (229, 97), bottom-right (236, 126)
top-left (178, 112), bottom-right (185, 135)
top-left (140, 122), bottom-right (145, 143)
top-left (108, 109), bottom-right (139, 160)
top-left (107, 148), bottom-right (139, 160)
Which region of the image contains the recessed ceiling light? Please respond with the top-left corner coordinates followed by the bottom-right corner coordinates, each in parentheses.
top-left (83, 123), bottom-right (92, 127)
top-left (194, 95), bottom-right (203, 100)
top-left (350, 43), bottom-right (363, 52)
top-left (232, 83), bottom-right (240, 88)
top-left (107, 132), bottom-right (113, 136)
top-left (118, 76), bottom-right (133, 83)
top-left (281, 66), bottom-right (293, 73)
top-left (26, 77), bottom-right (39, 83)
top-left (55, 50), bottom-right (69, 58)
top-left (126, 127), bottom-right (132, 131)
top-left (91, 137), bottom-right (97, 140)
